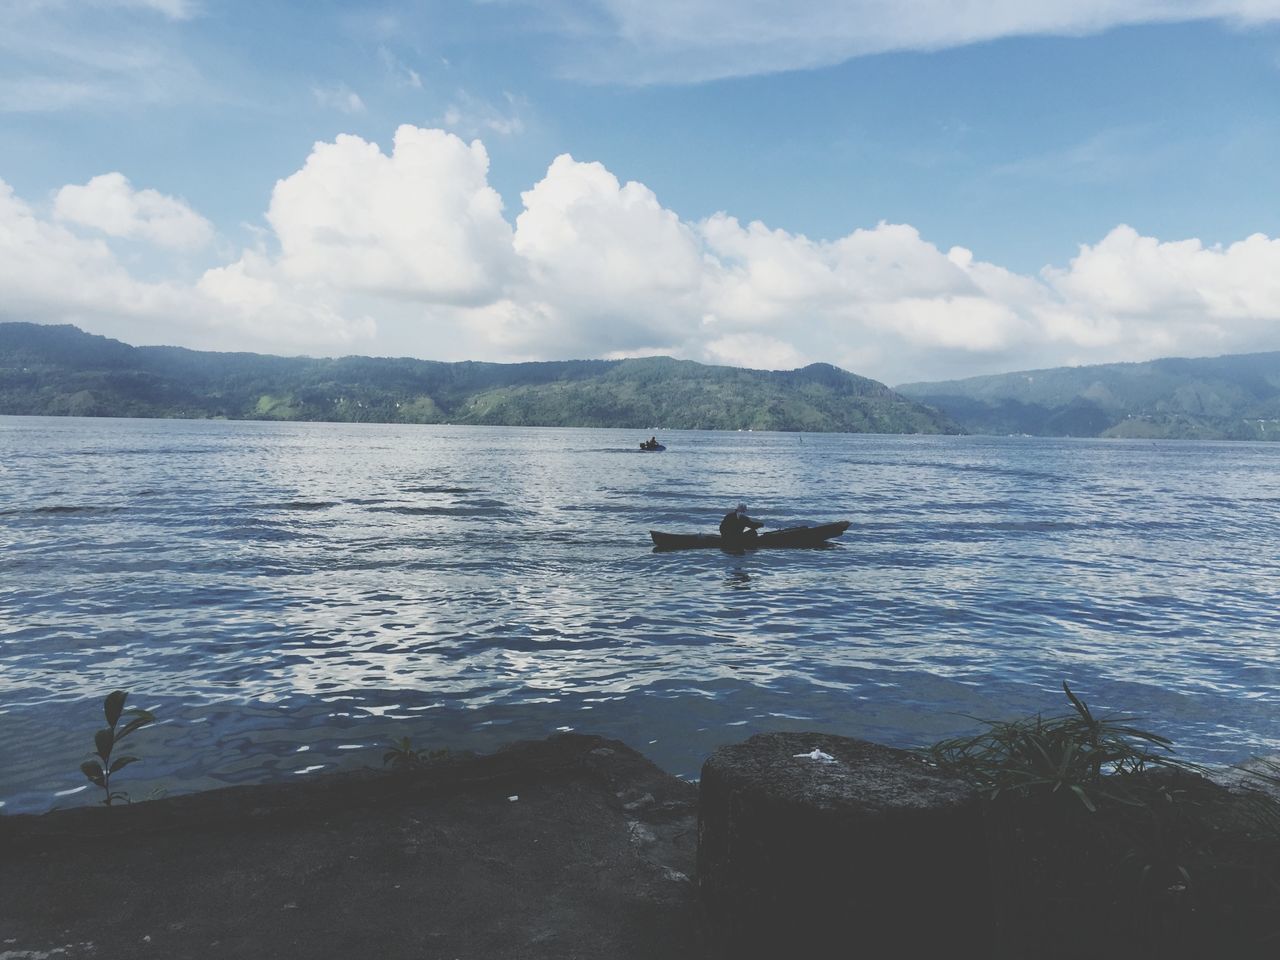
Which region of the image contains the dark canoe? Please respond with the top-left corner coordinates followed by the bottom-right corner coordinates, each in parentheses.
top-left (650, 520), bottom-right (850, 551)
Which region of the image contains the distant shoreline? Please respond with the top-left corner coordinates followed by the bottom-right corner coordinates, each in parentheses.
top-left (0, 322), bottom-right (959, 436)
top-left (5, 411), bottom-right (1279, 443)
top-left (8, 322), bottom-right (1280, 439)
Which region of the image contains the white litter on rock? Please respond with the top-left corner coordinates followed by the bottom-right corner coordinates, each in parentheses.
top-left (793, 748), bottom-right (836, 763)
top-left (508, 795), bottom-right (519, 802)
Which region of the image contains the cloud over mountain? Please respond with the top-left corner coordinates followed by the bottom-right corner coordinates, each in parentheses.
top-left (4, 124), bottom-right (1280, 382)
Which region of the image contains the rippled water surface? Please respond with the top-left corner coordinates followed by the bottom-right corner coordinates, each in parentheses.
top-left (3, 416), bottom-right (1280, 813)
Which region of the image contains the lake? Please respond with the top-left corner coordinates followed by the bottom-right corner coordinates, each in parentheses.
top-left (2, 416), bottom-right (1279, 814)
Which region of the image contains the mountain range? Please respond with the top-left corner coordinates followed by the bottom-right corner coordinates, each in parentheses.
top-left (0, 323), bottom-right (956, 435)
top-left (6, 322), bottom-right (1280, 440)
top-left (898, 352), bottom-right (1280, 441)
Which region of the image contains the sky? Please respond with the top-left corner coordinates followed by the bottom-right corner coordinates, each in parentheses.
top-left (2, 1), bottom-right (1280, 385)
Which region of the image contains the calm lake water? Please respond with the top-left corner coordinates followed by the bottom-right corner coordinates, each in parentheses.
top-left (3, 416), bottom-right (1280, 814)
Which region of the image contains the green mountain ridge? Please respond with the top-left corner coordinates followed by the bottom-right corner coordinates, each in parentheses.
top-left (898, 352), bottom-right (1280, 441)
top-left (0, 323), bottom-right (959, 435)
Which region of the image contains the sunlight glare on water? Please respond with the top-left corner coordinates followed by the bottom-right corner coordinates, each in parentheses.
top-left (2, 416), bottom-right (1280, 813)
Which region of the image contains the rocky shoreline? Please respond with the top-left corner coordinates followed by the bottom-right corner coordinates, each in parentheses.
top-left (5, 731), bottom-right (1279, 960)
top-left (1, 734), bottom-right (702, 960)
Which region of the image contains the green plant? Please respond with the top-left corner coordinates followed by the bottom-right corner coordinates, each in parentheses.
top-left (926, 683), bottom-right (1280, 957)
top-left (926, 681), bottom-right (1193, 811)
top-left (80, 690), bottom-right (155, 805)
top-left (382, 736), bottom-right (447, 770)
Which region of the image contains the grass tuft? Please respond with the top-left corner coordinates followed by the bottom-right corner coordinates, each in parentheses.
top-left (924, 682), bottom-right (1280, 958)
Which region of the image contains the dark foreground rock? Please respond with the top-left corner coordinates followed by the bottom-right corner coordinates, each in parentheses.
top-left (984, 766), bottom-right (1280, 960)
top-left (698, 732), bottom-right (991, 959)
top-left (0, 734), bottom-right (701, 960)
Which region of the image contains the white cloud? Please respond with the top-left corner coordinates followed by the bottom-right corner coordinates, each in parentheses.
top-left (312, 83), bottom-right (366, 114)
top-left (507, 154), bottom-right (706, 354)
top-left (199, 130), bottom-right (1280, 377)
top-left (522, 0), bottom-right (1280, 82)
top-left (693, 215), bottom-right (1041, 372)
top-left (705, 333), bottom-right (808, 370)
top-left (1049, 226), bottom-right (1280, 321)
top-left (0, 178), bottom-right (152, 314)
top-left (263, 126), bottom-right (516, 303)
top-left (0, 175), bottom-right (374, 352)
top-left (869, 296), bottom-right (1025, 351)
top-left (0, 176), bottom-right (210, 349)
top-left (54, 172), bottom-right (214, 249)
top-left (8, 126), bottom-right (1280, 383)
top-left (1037, 225), bottom-right (1280, 362)
top-left (197, 251), bottom-right (377, 346)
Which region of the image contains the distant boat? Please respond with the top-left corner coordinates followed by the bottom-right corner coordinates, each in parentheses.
top-left (650, 521), bottom-right (850, 551)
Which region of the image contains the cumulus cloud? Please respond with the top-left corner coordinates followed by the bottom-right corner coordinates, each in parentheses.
top-left (9, 126), bottom-right (1280, 383)
top-left (504, 154), bottom-right (707, 355)
top-left (1038, 226), bottom-right (1280, 362)
top-left (197, 251), bottom-right (376, 346)
top-left (54, 172), bottom-right (214, 249)
top-left (0, 177), bottom-right (178, 323)
top-left (0, 175), bottom-right (373, 352)
top-left (263, 125), bottom-right (515, 303)
top-left (521, 0), bottom-right (1280, 82)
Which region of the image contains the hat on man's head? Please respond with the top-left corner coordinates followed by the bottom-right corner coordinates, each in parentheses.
top-left (736, 503), bottom-right (747, 513)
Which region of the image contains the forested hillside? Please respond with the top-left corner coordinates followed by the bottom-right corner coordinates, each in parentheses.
top-left (0, 323), bottom-right (959, 434)
top-left (898, 352), bottom-right (1280, 440)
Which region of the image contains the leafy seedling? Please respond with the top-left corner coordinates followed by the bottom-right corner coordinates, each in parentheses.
top-left (383, 736), bottom-right (447, 770)
top-left (80, 689), bottom-right (155, 805)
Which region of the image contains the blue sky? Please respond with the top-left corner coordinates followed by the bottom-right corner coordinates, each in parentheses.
top-left (3, 0), bottom-right (1279, 383)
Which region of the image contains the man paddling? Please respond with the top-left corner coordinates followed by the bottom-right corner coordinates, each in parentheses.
top-left (719, 503), bottom-right (764, 542)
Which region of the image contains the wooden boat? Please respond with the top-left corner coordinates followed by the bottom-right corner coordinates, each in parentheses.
top-left (650, 520), bottom-right (850, 551)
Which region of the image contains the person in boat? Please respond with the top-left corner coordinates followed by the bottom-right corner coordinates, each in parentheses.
top-left (640, 436), bottom-right (661, 450)
top-left (719, 503), bottom-right (764, 541)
